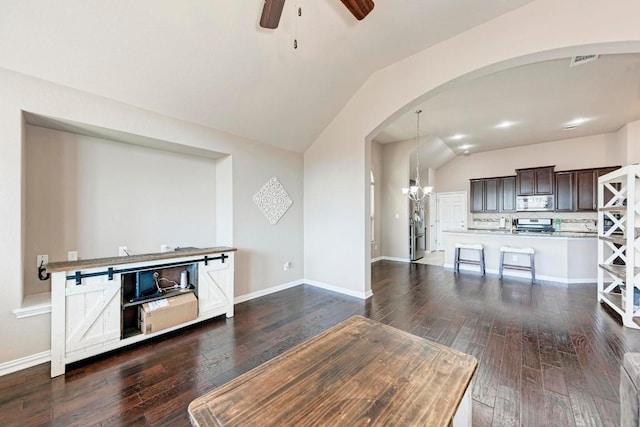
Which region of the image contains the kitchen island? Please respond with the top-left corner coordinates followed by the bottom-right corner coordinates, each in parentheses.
top-left (443, 229), bottom-right (597, 284)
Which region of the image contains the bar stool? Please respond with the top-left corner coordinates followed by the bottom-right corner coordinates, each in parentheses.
top-left (454, 243), bottom-right (485, 276)
top-left (499, 246), bottom-right (535, 283)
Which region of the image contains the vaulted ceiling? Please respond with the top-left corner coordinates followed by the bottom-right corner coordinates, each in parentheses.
top-left (0, 0), bottom-right (535, 152)
top-left (375, 53), bottom-right (640, 158)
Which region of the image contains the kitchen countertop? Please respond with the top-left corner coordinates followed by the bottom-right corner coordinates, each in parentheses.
top-left (446, 228), bottom-right (598, 238)
top-left (46, 246), bottom-right (237, 273)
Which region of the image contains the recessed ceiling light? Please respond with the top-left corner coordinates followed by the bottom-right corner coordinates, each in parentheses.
top-left (495, 121), bottom-right (515, 129)
top-left (449, 133), bottom-right (466, 141)
top-left (464, 150), bottom-right (470, 154)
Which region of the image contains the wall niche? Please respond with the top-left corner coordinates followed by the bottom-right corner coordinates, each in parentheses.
top-left (20, 113), bottom-right (231, 312)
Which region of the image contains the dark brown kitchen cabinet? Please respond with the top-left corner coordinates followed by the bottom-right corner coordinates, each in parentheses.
top-left (517, 169), bottom-right (535, 195)
top-left (575, 169), bottom-right (597, 211)
top-left (516, 166), bottom-right (555, 195)
top-left (555, 171), bottom-right (574, 212)
top-left (484, 178), bottom-right (499, 212)
top-left (598, 166), bottom-right (620, 176)
top-left (470, 176), bottom-right (514, 213)
top-left (470, 179), bottom-right (484, 212)
top-left (500, 176), bottom-right (516, 212)
top-left (598, 166), bottom-right (621, 205)
top-left (554, 166), bottom-right (619, 212)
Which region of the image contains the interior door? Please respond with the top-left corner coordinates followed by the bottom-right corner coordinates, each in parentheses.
top-left (436, 191), bottom-right (467, 250)
top-left (428, 194), bottom-right (437, 252)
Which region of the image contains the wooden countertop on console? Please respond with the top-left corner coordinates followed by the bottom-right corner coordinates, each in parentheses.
top-left (46, 246), bottom-right (236, 273)
top-left (188, 315), bottom-right (477, 427)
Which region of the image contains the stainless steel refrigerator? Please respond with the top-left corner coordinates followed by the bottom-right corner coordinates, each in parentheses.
top-left (409, 200), bottom-right (426, 261)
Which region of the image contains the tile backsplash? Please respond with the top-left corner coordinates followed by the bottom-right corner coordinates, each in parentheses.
top-left (472, 212), bottom-right (598, 232)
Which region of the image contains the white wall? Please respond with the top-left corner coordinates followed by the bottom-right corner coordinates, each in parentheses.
top-left (370, 141), bottom-right (382, 259)
top-left (24, 125), bottom-right (219, 296)
top-left (304, 0), bottom-right (640, 297)
top-left (380, 139), bottom-right (413, 260)
top-left (623, 120), bottom-right (640, 163)
top-left (436, 132), bottom-right (627, 227)
top-left (0, 67), bottom-right (303, 366)
top-left (436, 132), bottom-right (625, 193)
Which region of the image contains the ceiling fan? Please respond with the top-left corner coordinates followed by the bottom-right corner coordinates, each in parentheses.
top-left (260, 0), bottom-right (375, 29)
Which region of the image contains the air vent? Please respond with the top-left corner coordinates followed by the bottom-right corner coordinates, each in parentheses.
top-left (570, 55), bottom-right (599, 67)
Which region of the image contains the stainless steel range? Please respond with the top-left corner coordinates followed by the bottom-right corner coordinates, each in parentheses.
top-left (515, 218), bottom-right (555, 233)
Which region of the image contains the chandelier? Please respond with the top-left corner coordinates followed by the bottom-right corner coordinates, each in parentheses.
top-left (402, 110), bottom-right (433, 202)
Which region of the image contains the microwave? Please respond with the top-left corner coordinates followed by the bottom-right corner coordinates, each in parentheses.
top-left (516, 195), bottom-right (554, 211)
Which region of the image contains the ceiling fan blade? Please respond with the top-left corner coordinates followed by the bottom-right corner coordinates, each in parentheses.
top-left (260, 0), bottom-right (286, 29)
top-left (339, 0), bottom-right (375, 20)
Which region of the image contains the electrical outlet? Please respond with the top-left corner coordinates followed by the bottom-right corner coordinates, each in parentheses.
top-left (118, 246), bottom-right (128, 256)
top-left (512, 255), bottom-right (518, 262)
top-left (283, 261), bottom-right (291, 271)
top-left (67, 251), bottom-right (78, 261)
top-left (36, 254), bottom-right (48, 268)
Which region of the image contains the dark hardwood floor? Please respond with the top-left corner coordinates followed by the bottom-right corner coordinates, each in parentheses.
top-left (2, 260), bottom-right (639, 426)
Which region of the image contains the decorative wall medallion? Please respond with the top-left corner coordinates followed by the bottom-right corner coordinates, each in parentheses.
top-left (253, 177), bottom-right (293, 225)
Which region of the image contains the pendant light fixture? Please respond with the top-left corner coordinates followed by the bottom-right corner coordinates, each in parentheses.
top-left (402, 110), bottom-right (433, 202)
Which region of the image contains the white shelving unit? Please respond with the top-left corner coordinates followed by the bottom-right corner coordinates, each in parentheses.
top-left (597, 165), bottom-right (640, 329)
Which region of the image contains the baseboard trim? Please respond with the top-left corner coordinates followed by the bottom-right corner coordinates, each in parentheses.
top-left (442, 263), bottom-right (595, 285)
top-left (234, 279), bottom-right (304, 304)
top-left (304, 279), bottom-right (372, 300)
top-left (235, 279), bottom-right (373, 302)
top-left (3, 279), bottom-right (369, 377)
top-left (380, 256), bottom-right (410, 263)
top-left (371, 256), bottom-right (384, 263)
top-left (0, 350), bottom-right (50, 377)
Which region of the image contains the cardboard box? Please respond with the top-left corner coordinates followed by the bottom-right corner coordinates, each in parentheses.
top-left (138, 292), bottom-right (198, 334)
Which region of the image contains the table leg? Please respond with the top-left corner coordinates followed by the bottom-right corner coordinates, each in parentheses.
top-left (452, 382), bottom-right (472, 427)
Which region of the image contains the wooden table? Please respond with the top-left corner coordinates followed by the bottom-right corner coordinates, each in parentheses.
top-left (188, 315), bottom-right (477, 426)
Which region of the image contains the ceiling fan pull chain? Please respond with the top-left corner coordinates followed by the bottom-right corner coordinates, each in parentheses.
top-left (294, 2), bottom-right (301, 50)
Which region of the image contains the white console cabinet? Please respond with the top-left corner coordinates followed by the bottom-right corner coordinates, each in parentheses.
top-left (48, 247), bottom-right (235, 377)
